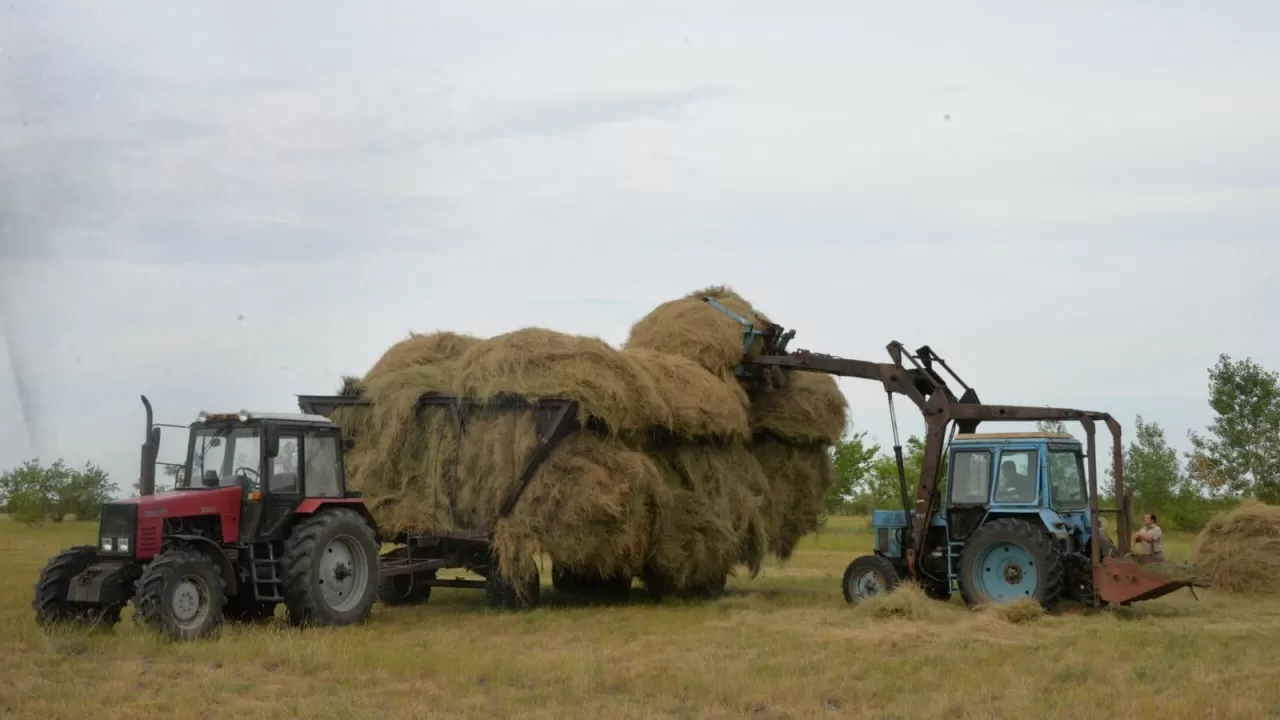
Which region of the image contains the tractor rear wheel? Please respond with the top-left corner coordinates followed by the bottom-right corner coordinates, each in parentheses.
top-left (33, 546), bottom-right (123, 630)
top-left (958, 518), bottom-right (1064, 610)
top-left (133, 548), bottom-right (227, 640)
top-left (842, 554), bottom-right (899, 605)
top-left (282, 509), bottom-right (380, 627)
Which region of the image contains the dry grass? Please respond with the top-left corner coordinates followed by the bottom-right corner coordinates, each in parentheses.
top-left (6, 514), bottom-right (1280, 719)
top-left (1189, 500), bottom-right (1280, 594)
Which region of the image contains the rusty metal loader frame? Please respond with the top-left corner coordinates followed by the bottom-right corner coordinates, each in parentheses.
top-left (747, 340), bottom-right (1196, 607)
top-left (297, 392), bottom-right (580, 601)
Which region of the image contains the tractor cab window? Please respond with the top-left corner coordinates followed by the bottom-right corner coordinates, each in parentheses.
top-left (269, 435), bottom-right (300, 494)
top-left (1049, 449), bottom-right (1088, 510)
top-left (304, 430), bottom-right (342, 497)
top-left (185, 427), bottom-right (261, 489)
top-left (994, 449), bottom-right (1038, 504)
top-left (949, 450), bottom-right (993, 505)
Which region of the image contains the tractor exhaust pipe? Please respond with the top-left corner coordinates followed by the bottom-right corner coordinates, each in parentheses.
top-left (139, 395), bottom-right (160, 496)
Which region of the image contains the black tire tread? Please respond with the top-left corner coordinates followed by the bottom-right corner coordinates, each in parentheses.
top-left (281, 508), bottom-right (380, 627)
top-left (842, 554), bottom-right (899, 604)
top-left (133, 548), bottom-right (227, 640)
top-left (32, 545), bottom-right (121, 629)
top-left (958, 517), bottom-right (1064, 610)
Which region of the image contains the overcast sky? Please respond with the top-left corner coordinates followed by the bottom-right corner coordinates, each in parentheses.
top-left (2, 2), bottom-right (1279, 495)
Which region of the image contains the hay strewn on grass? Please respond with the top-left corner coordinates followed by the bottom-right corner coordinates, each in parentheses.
top-left (332, 285), bottom-right (849, 596)
top-left (1189, 501), bottom-right (1280, 594)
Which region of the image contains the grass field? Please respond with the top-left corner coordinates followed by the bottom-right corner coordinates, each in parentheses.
top-left (2, 515), bottom-right (1279, 719)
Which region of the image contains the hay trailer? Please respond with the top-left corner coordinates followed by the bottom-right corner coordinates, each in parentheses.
top-left (720, 313), bottom-right (1203, 610)
top-left (296, 392), bottom-right (583, 611)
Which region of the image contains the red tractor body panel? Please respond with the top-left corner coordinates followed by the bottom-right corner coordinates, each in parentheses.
top-left (111, 487), bottom-right (243, 558)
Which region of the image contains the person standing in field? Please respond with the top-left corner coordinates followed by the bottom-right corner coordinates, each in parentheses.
top-left (1133, 512), bottom-right (1165, 562)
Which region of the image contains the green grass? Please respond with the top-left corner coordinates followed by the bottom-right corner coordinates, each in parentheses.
top-left (3, 514), bottom-right (1279, 719)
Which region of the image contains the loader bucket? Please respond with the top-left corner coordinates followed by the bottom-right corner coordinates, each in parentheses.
top-left (1092, 556), bottom-right (1204, 605)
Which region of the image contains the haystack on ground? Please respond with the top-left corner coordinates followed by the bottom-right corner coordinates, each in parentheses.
top-left (1189, 501), bottom-right (1280, 594)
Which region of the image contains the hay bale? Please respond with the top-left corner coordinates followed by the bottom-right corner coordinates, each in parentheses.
top-left (751, 438), bottom-right (838, 559)
top-left (364, 331), bottom-right (481, 382)
top-left (750, 370), bottom-right (848, 444)
top-left (451, 328), bottom-right (750, 440)
top-left (625, 286), bottom-right (771, 378)
top-left (1189, 501), bottom-right (1280, 594)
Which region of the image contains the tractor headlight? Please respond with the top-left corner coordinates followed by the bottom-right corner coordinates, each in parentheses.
top-left (101, 538), bottom-right (114, 552)
top-left (117, 537), bottom-right (129, 553)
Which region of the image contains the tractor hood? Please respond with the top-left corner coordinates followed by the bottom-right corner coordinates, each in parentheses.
top-left (115, 486), bottom-right (244, 518)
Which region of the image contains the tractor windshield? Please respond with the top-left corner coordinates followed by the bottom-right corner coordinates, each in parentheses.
top-left (182, 426), bottom-right (262, 490)
top-left (1048, 449), bottom-right (1088, 511)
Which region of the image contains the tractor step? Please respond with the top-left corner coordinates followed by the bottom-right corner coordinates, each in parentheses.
top-left (249, 543), bottom-right (285, 602)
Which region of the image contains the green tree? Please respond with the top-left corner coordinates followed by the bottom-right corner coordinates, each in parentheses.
top-left (1036, 419), bottom-right (1069, 434)
top-left (1186, 354), bottom-right (1280, 502)
top-left (827, 429), bottom-right (879, 513)
top-left (0, 459), bottom-right (113, 525)
top-left (132, 464), bottom-right (182, 496)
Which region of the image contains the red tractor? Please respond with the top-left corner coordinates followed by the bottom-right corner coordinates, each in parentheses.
top-left (32, 397), bottom-right (382, 640)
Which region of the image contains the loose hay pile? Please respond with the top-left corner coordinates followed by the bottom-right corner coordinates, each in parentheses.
top-left (332, 286), bottom-right (848, 598)
top-left (1188, 500), bottom-right (1280, 595)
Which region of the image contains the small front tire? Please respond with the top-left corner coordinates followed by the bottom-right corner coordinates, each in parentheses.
top-left (32, 546), bottom-right (123, 631)
top-left (842, 555), bottom-right (899, 605)
top-left (133, 549), bottom-right (227, 641)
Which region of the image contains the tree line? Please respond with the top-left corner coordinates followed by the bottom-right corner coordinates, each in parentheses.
top-left (825, 353), bottom-right (1280, 531)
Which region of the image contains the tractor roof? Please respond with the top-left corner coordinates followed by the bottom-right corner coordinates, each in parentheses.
top-left (196, 410), bottom-right (334, 425)
top-left (952, 431), bottom-right (1078, 442)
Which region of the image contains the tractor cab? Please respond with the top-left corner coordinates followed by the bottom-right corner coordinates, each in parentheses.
top-left (944, 432), bottom-right (1098, 551)
top-left (179, 410), bottom-right (355, 542)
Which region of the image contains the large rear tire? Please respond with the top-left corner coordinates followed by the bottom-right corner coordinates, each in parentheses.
top-left (958, 518), bottom-right (1064, 610)
top-left (32, 546), bottom-right (123, 631)
top-left (133, 548), bottom-right (227, 641)
top-left (842, 554), bottom-right (899, 605)
top-left (282, 509), bottom-right (380, 627)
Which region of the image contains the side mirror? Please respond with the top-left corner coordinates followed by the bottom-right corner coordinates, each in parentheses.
top-left (265, 425), bottom-right (280, 458)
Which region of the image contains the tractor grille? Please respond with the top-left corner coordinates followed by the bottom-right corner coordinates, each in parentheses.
top-left (100, 503), bottom-right (137, 538)
top-left (99, 503), bottom-right (138, 556)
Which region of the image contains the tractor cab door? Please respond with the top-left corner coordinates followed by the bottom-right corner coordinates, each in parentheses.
top-left (256, 430), bottom-right (303, 539)
top-left (945, 446), bottom-right (995, 542)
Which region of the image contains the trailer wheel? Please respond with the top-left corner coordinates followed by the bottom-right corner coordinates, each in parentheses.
top-left (133, 548), bottom-right (227, 641)
top-left (842, 554), bottom-right (899, 605)
top-left (484, 565), bottom-right (540, 610)
top-left (282, 508), bottom-right (380, 627)
top-left (32, 546), bottom-right (122, 630)
top-left (958, 517), bottom-right (1064, 610)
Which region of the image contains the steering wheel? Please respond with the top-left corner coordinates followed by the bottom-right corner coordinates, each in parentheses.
top-left (234, 466), bottom-right (261, 491)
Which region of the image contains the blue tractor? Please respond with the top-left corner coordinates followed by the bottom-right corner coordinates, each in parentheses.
top-left (722, 313), bottom-right (1199, 609)
top-left (846, 430), bottom-right (1115, 608)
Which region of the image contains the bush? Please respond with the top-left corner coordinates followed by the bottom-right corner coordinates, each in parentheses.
top-left (0, 459), bottom-right (113, 525)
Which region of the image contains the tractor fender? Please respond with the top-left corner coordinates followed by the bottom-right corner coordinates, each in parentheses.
top-left (165, 534), bottom-right (239, 597)
top-left (293, 499), bottom-right (382, 544)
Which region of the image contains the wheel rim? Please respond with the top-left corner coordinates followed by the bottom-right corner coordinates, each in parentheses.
top-left (171, 574), bottom-right (211, 630)
top-left (974, 541), bottom-right (1038, 602)
top-left (319, 534), bottom-right (369, 612)
top-left (847, 568), bottom-right (887, 602)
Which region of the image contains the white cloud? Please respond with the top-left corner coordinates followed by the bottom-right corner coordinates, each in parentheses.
top-left (3, 1), bottom-right (1280, 491)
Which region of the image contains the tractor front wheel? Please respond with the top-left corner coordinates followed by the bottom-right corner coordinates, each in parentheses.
top-left (133, 548), bottom-right (227, 640)
top-left (958, 518), bottom-right (1064, 610)
top-left (282, 509), bottom-right (380, 627)
top-left (842, 554), bottom-right (899, 605)
top-left (33, 546), bottom-right (123, 631)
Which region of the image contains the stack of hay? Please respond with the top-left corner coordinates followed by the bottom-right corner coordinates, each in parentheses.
top-left (331, 286), bottom-right (848, 598)
top-left (1188, 500), bottom-right (1280, 595)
